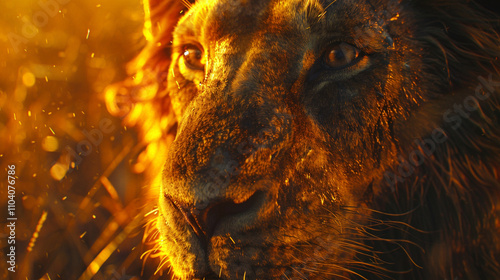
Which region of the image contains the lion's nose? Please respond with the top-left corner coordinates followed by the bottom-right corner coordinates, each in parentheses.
top-left (166, 191), bottom-right (265, 243)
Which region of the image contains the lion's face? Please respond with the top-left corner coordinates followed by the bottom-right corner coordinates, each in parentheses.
top-left (156, 0), bottom-right (426, 278)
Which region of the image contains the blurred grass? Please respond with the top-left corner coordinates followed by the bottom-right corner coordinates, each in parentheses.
top-left (0, 0), bottom-right (163, 279)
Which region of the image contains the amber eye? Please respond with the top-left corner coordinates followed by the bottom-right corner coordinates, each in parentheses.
top-left (324, 43), bottom-right (361, 69)
top-left (182, 44), bottom-right (205, 70)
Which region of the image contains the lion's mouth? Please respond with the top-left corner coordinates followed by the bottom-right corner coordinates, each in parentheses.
top-left (165, 190), bottom-right (266, 246)
top-left (160, 184), bottom-right (354, 279)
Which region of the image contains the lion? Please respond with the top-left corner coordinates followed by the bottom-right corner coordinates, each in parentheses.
top-left (105, 0), bottom-right (500, 279)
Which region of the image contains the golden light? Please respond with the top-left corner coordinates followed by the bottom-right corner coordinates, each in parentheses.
top-left (42, 136), bottom-right (59, 152)
top-left (50, 161), bottom-right (69, 181)
top-left (3, 0), bottom-right (154, 279)
top-left (142, 0), bottom-right (154, 41)
top-left (22, 71), bottom-right (36, 87)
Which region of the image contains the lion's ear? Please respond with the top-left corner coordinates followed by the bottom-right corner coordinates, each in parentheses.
top-left (143, 0), bottom-right (193, 41)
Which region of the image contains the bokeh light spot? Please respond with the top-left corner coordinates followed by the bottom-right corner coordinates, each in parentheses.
top-left (22, 195), bottom-right (37, 210)
top-left (22, 72), bottom-right (36, 87)
top-left (42, 136), bottom-right (59, 152)
top-left (50, 162), bottom-right (69, 181)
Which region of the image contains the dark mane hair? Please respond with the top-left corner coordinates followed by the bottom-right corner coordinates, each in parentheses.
top-left (414, 0), bottom-right (500, 85)
top-left (368, 1), bottom-right (500, 279)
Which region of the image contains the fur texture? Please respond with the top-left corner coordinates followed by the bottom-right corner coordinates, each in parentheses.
top-left (106, 0), bottom-right (500, 279)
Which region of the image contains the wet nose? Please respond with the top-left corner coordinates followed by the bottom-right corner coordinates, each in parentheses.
top-left (166, 191), bottom-right (265, 243)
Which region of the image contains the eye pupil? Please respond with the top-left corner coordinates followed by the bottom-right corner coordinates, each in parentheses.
top-left (182, 45), bottom-right (204, 70)
top-left (184, 49), bottom-right (201, 59)
top-left (330, 49), bottom-right (345, 61)
top-left (324, 43), bottom-right (360, 69)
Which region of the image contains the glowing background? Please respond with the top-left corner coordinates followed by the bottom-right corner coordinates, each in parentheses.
top-left (0, 0), bottom-right (163, 279)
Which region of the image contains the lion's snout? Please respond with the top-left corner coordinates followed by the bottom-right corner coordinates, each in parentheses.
top-left (161, 97), bottom-right (291, 241)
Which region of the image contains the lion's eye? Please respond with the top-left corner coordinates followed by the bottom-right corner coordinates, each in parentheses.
top-left (182, 45), bottom-right (205, 70)
top-left (324, 43), bottom-right (361, 69)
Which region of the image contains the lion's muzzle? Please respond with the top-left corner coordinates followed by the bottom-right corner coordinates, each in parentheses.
top-left (159, 85), bottom-right (293, 276)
